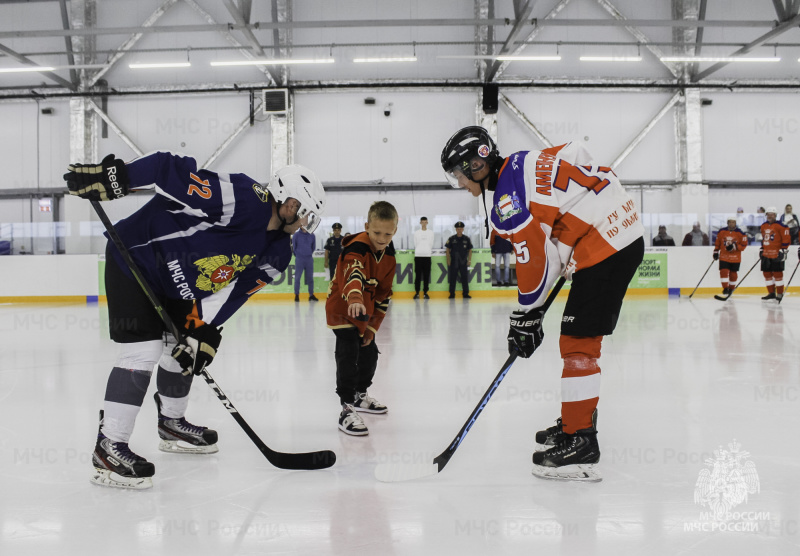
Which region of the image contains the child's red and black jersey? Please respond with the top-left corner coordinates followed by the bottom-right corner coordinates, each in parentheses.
top-left (325, 232), bottom-right (396, 339)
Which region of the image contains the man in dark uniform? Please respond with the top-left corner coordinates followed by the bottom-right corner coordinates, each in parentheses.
top-left (324, 222), bottom-right (344, 280)
top-left (445, 221), bottom-right (473, 299)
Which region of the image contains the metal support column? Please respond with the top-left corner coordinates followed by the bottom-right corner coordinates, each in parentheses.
top-left (66, 0), bottom-right (99, 254)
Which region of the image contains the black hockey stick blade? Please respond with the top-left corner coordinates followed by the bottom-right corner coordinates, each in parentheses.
top-left (90, 200), bottom-right (336, 471)
top-left (199, 370), bottom-right (336, 470)
top-left (375, 277), bottom-right (566, 483)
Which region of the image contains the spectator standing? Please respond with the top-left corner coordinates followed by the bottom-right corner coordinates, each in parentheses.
top-left (490, 229), bottom-right (513, 286)
top-left (413, 216), bottom-right (435, 300)
top-left (652, 225), bottom-right (676, 246)
top-left (779, 204), bottom-right (799, 245)
top-left (682, 222), bottom-right (710, 246)
top-left (292, 227), bottom-right (319, 302)
top-left (445, 221), bottom-right (473, 299)
top-left (324, 223), bottom-right (344, 279)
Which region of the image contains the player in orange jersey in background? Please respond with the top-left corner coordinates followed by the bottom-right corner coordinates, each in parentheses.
top-left (713, 217), bottom-right (748, 296)
top-left (441, 127), bottom-right (644, 482)
top-left (760, 207), bottom-right (790, 301)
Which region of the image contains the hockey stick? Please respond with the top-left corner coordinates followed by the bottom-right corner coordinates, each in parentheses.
top-left (714, 258), bottom-right (759, 301)
top-left (779, 258), bottom-right (800, 304)
top-left (374, 276), bottom-right (566, 483)
top-left (688, 259), bottom-right (715, 299)
top-left (91, 200), bottom-right (336, 471)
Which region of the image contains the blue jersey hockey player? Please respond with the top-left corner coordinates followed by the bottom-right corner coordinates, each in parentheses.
top-left (64, 152), bottom-right (326, 489)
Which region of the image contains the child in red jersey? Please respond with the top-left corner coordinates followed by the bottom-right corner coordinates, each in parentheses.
top-left (326, 201), bottom-right (398, 436)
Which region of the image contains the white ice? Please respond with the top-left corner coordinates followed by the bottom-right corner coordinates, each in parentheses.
top-left (1, 294), bottom-right (798, 555)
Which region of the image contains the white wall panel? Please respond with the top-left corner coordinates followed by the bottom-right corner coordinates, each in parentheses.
top-left (704, 94), bottom-right (800, 181)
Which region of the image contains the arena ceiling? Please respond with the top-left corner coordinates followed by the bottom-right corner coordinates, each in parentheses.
top-left (0, 0), bottom-right (799, 99)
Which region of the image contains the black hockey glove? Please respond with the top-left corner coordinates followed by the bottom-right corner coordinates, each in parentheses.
top-left (725, 243), bottom-right (735, 252)
top-left (63, 154), bottom-right (130, 201)
top-left (713, 251), bottom-right (720, 260)
top-left (759, 249), bottom-right (765, 261)
top-left (172, 322), bottom-right (223, 376)
top-left (507, 307), bottom-right (545, 359)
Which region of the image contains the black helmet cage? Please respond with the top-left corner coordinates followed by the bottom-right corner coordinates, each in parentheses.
top-left (440, 126), bottom-right (499, 186)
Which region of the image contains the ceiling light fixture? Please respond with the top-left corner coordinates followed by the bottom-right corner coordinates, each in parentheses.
top-left (129, 62), bottom-right (191, 69)
top-left (211, 58), bottom-right (334, 66)
top-left (353, 57), bottom-right (417, 63)
top-left (0, 66), bottom-right (56, 73)
top-left (660, 56), bottom-right (780, 63)
top-left (437, 55), bottom-right (560, 61)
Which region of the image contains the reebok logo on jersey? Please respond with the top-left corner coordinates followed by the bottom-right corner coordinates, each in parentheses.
top-left (562, 316), bottom-right (575, 323)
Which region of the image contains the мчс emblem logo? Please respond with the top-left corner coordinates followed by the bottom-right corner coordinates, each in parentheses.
top-left (194, 254), bottom-right (255, 293)
top-left (694, 440), bottom-right (760, 521)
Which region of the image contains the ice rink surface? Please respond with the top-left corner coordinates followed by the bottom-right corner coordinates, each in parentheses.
top-left (1, 293), bottom-right (799, 555)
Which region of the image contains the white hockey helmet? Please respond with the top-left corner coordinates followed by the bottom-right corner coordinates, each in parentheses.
top-left (766, 206), bottom-right (778, 215)
top-left (267, 164), bottom-right (326, 233)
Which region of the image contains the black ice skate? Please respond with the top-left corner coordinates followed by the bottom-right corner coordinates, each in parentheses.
top-left (762, 292), bottom-right (777, 300)
top-left (155, 393), bottom-right (218, 454)
top-left (531, 427), bottom-right (602, 482)
top-left (535, 409), bottom-right (597, 450)
top-left (91, 411), bottom-right (155, 490)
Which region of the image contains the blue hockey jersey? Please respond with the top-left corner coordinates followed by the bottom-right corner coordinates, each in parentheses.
top-left (108, 151), bottom-right (292, 327)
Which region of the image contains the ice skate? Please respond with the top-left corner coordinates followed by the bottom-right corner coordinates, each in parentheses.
top-left (155, 393), bottom-right (218, 454)
top-left (339, 403), bottom-right (368, 436)
top-left (535, 409), bottom-right (597, 450)
top-left (91, 411), bottom-right (154, 490)
top-left (532, 427), bottom-right (602, 483)
top-left (762, 292), bottom-right (777, 300)
top-left (353, 391), bottom-right (388, 414)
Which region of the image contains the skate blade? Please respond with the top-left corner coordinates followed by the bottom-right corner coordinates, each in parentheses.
top-left (90, 468), bottom-right (153, 490)
top-left (531, 463), bottom-right (602, 482)
top-left (158, 439), bottom-right (219, 454)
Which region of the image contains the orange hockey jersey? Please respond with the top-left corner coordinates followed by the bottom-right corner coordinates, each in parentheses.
top-left (760, 221), bottom-right (790, 259)
top-left (489, 142), bottom-right (644, 309)
top-left (714, 228), bottom-right (748, 263)
top-left (325, 232), bottom-right (395, 338)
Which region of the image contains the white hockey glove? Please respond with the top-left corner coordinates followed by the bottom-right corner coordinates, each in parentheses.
top-left (779, 249), bottom-right (788, 262)
top-left (64, 154), bottom-right (130, 201)
top-left (172, 322), bottom-right (223, 376)
top-left (508, 307), bottom-right (545, 359)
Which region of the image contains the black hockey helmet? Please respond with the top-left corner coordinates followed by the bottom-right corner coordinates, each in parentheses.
top-left (440, 126), bottom-right (500, 188)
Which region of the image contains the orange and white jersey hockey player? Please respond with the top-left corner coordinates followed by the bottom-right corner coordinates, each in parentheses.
top-left (441, 126), bottom-right (645, 482)
top-left (487, 141), bottom-right (644, 308)
top-left (714, 220), bottom-right (748, 264)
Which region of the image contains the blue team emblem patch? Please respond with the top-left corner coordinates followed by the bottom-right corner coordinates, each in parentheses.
top-left (495, 193), bottom-right (522, 222)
